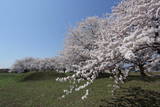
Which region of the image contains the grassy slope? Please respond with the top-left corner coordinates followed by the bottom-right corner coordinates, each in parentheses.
top-left (0, 72), bottom-right (160, 107)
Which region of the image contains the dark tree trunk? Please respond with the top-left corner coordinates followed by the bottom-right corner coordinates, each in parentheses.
top-left (139, 65), bottom-right (147, 76)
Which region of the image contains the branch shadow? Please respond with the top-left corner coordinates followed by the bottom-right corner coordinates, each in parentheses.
top-left (126, 75), bottom-right (160, 82)
top-left (99, 87), bottom-right (160, 107)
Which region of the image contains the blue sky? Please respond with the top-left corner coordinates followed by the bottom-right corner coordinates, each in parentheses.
top-left (0, 0), bottom-right (120, 68)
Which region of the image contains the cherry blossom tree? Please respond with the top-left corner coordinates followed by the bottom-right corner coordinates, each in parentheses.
top-left (11, 57), bottom-right (38, 72)
top-left (57, 0), bottom-right (160, 100)
top-left (57, 17), bottom-right (127, 99)
top-left (61, 16), bottom-right (101, 72)
top-left (111, 0), bottom-right (160, 75)
top-left (11, 57), bottom-right (58, 72)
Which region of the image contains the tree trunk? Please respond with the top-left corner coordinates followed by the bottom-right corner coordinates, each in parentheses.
top-left (139, 65), bottom-right (147, 76)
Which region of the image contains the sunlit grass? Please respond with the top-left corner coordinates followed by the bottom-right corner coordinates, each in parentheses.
top-left (0, 72), bottom-right (160, 107)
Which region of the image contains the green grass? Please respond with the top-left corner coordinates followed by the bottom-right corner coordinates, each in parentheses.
top-left (0, 72), bottom-right (160, 107)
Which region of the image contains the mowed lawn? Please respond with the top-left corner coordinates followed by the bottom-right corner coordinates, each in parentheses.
top-left (0, 72), bottom-right (160, 107)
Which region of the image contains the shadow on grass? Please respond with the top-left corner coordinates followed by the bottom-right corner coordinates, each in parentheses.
top-left (100, 87), bottom-right (160, 107)
top-left (17, 71), bottom-right (67, 82)
top-left (126, 75), bottom-right (160, 82)
top-left (97, 72), bottom-right (160, 83)
top-left (97, 72), bottom-right (112, 79)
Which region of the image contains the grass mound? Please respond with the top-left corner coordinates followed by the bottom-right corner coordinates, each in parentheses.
top-left (18, 71), bottom-right (66, 81)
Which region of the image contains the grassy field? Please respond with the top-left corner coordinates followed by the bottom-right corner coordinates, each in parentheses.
top-left (0, 72), bottom-right (160, 107)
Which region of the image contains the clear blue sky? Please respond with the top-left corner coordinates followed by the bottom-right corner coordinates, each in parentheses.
top-left (0, 0), bottom-right (120, 68)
